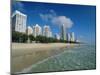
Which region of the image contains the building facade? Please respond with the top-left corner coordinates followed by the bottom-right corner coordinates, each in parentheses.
top-left (43, 25), bottom-right (52, 37)
top-left (26, 26), bottom-right (33, 35)
top-left (61, 24), bottom-right (67, 40)
top-left (67, 33), bottom-right (71, 41)
top-left (49, 31), bottom-right (52, 37)
top-left (55, 33), bottom-right (60, 40)
top-left (12, 10), bottom-right (27, 33)
top-left (33, 24), bottom-right (42, 37)
top-left (70, 32), bottom-right (75, 42)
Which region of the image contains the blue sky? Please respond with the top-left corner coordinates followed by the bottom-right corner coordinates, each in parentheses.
top-left (12, 1), bottom-right (96, 44)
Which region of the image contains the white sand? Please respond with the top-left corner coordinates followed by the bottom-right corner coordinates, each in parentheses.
top-left (11, 43), bottom-right (78, 73)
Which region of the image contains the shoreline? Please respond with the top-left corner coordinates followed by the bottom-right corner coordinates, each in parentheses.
top-left (12, 43), bottom-right (74, 50)
top-left (19, 48), bottom-right (71, 74)
top-left (11, 43), bottom-right (79, 73)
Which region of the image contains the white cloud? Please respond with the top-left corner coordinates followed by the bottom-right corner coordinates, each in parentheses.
top-left (39, 14), bottom-right (49, 22)
top-left (39, 10), bottom-right (73, 28)
top-left (52, 16), bottom-right (73, 28)
top-left (39, 10), bottom-right (56, 22)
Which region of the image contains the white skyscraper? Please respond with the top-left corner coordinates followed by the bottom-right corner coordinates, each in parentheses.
top-left (70, 32), bottom-right (75, 42)
top-left (61, 24), bottom-right (67, 40)
top-left (67, 33), bottom-right (71, 41)
top-left (12, 10), bottom-right (27, 33)
top-left (43, 25), bottom-right (52, 37)
top-left (26, 26), bottom-right (33, 35)
top-left (55, 33), bottom-right (60, 40)
top-left (49, 31), bottom-right (52, 37)
top-left (33, 24), bottom-right (42, 37)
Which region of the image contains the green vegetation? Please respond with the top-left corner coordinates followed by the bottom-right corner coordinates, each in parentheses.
top-left (35, 35), bottom-right (59, 43)
top-left (12, 31), bottom-right (28, 43)
top-left (28, 34), bottom-right (35, 42)
top-left (12, 31), bottom-right (80, 43)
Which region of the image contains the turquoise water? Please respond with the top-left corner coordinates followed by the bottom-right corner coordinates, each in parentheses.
top-left (28, 44), bottom-right (96, 73)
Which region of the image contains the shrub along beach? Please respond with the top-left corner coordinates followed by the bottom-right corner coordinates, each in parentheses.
top-left (12, 31), bottom-right (80, 44)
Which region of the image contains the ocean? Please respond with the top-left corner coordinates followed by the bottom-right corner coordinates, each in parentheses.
top-left (23, 44), bottom-right (96, 73)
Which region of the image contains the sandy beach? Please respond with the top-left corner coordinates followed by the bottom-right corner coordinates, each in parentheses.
top-left (11, 43), bottom-right (78, 73)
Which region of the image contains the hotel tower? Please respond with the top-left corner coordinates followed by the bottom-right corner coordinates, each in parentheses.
top-left (55, 33), bottom-right (60, 40)
top-left (43, 25), bottom-right (52, 37)
top-left (67, 33), bottom-right (71, 41)
top-left (61, 24), bottom-right (67, 40)
top-left (12, 10), bottom-right (27, 33)
top-left (33, 24), bottom-right (42, 37)
top-left (26, 26), bottom-right (33, 35)
top-left (70, 32), bottom-right (75, 42)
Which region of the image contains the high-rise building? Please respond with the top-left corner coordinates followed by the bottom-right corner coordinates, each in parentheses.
top-left (61, 24), bottom-right (67, 40)
top-left (67, 33), bottom-right (71, 41)
top-left (43, 25), bottom-right (52, 37)
top-left (26, 26), bottom-right (33, 35)
top-left (33, 24), bottom-right (42, 37)
top-left (49, 31), bottom-right (52, 37)
top-left (70, 32), bottom-right (75, 42)
top-left (55, 33), bottom-right (60, 40)
top-left (12, 10), bottom-right (27, 33)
